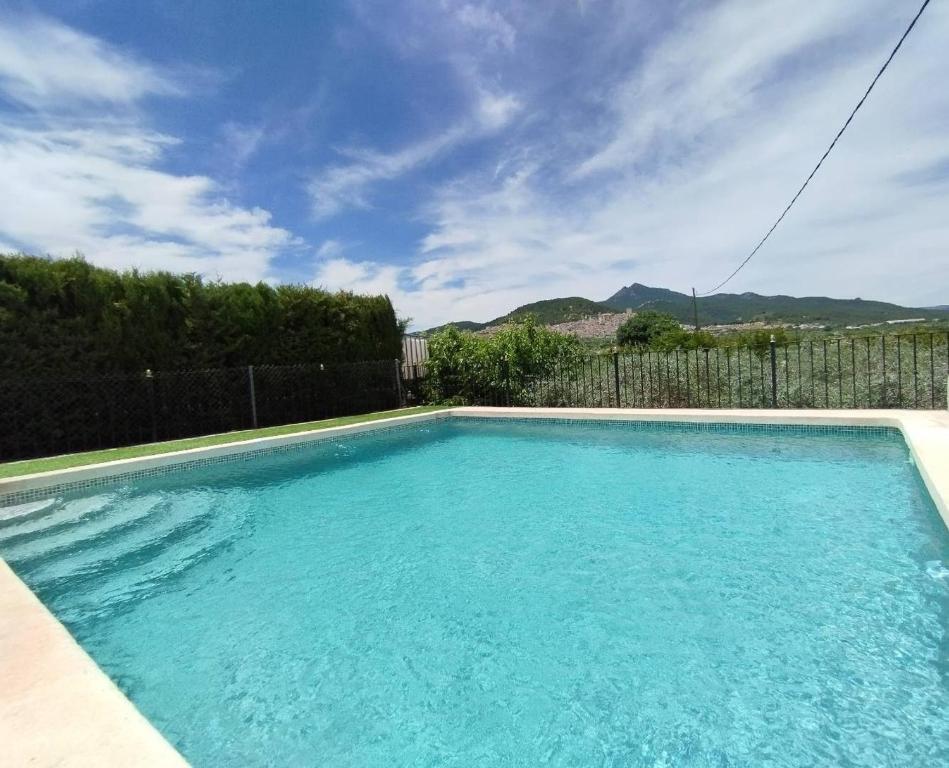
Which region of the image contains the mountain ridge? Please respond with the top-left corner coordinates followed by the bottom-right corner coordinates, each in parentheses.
top-left (420, 283), bottom-right (947, 334)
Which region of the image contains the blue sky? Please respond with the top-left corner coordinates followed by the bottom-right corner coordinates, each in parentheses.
top-left (0, 0), bottom-right (946, 328)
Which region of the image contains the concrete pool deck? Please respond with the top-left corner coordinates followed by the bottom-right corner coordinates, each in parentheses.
top-left (1, 407), bottom-right (947, 766)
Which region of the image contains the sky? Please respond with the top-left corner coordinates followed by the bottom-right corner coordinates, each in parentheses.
top-left (0, 0), bottom-right (946, 329)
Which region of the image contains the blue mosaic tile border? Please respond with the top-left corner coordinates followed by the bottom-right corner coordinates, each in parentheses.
top-left (451, 414), bottom-right (903, 440)
top-left (0, 415), bottom-right (451, 508)
top-left (0, 411), bottom-right (903, 508)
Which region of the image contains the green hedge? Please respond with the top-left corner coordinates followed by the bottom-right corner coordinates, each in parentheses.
top-left (0, 254), bottom-right (402, 374)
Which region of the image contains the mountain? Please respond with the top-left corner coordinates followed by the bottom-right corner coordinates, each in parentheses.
top-left (421, 320), bottom-right (484, 335)
top-left (421, 297), bottom-right (613, 335)
top-left (488, 297), bottom-right (614, 326)
top-left (422, 283), bottom-right (948, 334)
top-left (604, 283), bottom-right (948, 326)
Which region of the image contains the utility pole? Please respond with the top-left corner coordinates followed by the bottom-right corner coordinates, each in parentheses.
top-left (691, 288), bottom-right (700, 331)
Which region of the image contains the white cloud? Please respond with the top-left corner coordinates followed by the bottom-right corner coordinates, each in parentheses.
top-left (322, 0), bottom-right (949, 329)
top-left (0, 15), bottom-right (295, 282)
top-left (307, 0), bottom-right (524, 220)
top-left (309, 126), bottom-right (467, 219)
top-left (316, 239), bottom-right (344, 258)
top-left (0, 14), bottom-right (178, 109)
top-left (476, 89), bottom-right (521, 130)
top-left (456, 4), bottom-right (516, 51)
top-left (572, 1), bottom-right (861, 179)
top-left (308, 88), bottom-right (519, 219)
top-left (313, 257), bottom-right (403, 298)
top-left (0, 123), bottom-right (296, 279)
top-left (218, 122), bottom-right (266, 170)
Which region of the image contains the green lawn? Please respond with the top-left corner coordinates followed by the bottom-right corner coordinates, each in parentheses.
top-left (0, 406), bottom-right (448, 479)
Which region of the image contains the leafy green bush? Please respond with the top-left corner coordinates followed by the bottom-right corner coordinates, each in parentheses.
top-left (0, 254), bottom-right (402, 374)
top-left (724, 327), bottom-right (793, 356)
top-left (617, 310), bottom-right (717, 351)
top-left (425, 317), bottom-right (581, 404)
top-left (616, 311), bottom-right (680, 347)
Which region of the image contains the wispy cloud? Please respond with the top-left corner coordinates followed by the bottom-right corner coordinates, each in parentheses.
top-left (218, 122), bottom-right (267, 172)
top-left (308, 88), bottom-right (519, 218)
top-left (2, 2), bottom-right (946, 330)
top-left (0, 14), bottom-right (296, 281)
top-left (0, 14), bottom-right (178, 109)
top-left (306, 0), bottom-right (524, 220)
top-left (308, 127), bottom-right (467, 219)
top-left (456, 3), bottom-right (516, 51)
top-left (316, 0), bottom-right (949, 328)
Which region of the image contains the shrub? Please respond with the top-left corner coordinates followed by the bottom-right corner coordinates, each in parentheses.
top-left (0, 254), bottom-right (401, 374)
top-left (425, 317), bottom-right (581, 404)
top-left (617, 311), bottom-right (717, 351)
top-left (616, 311), bottom-right (681, 348)
top-left (726, 327), bottom-right (794, 356)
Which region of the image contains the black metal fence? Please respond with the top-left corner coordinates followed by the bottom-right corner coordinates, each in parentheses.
top-left (423, 332), bottom-right (949, 410)
top-left (0, 360), bottom-right (402, 462)
top-left (5, 332), bottom-right (945, 463)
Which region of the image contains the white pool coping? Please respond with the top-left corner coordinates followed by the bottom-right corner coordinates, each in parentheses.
top-left (1, 406), bottom-right (947, 766)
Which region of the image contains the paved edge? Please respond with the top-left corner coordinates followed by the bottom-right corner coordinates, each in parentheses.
top-left (0, 560), bottom-right (188, 767)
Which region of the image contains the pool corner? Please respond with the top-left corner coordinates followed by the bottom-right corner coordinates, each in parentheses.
top-left (0, 559), bottom-right (188, 767)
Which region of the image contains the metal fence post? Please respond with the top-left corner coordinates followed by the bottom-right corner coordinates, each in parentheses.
top-left (503, 357), bottom-right (512, 407)
top-left (145, 368), bottom-right (158, 442)
top-left (769, 335), bottom-right (778, 408)
top-left (394, 358), bottom-right (404, 407)
top-left (612, 351), bottom-right (621, 408)
top-left (247, 365), bottom-right (258, 428)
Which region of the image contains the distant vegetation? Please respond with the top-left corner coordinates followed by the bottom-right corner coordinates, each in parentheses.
top-left (616, 311), bottom-right (796, 352)
top-left (489, 297), bottom-right (614, 326)
top-left (617, 311), bottom-right (715, 351)
top-left (421, 312), bottom-right (948, 410)
top-left (425, 317), bottom-right (580, 404)
top-left (0, 254), bottom-right (402, 376)
top-left (424, 282), bottom-right (948, 333)
top-left (423, 297), bottom-right (613, 335)
top-left (420, 320), bottom-right (485, 335)
top-left (605, 283), bottom-right (947, 327)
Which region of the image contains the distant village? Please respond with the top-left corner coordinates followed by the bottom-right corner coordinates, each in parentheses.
top-left (467, 310), bottom-right (931, 340)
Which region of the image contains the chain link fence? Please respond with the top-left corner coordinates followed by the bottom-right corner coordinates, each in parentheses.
top-left (0, 360), bottom-right (402, 462)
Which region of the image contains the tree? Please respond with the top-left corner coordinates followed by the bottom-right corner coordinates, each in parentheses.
top-left (425, 317), bottom-right (581, 404)
top-left (0, 253), bottom-right (402, 374)
top-left (731, 327), bottom-right (793, 356)
top-left (616, 311), bottom-right (681, 348)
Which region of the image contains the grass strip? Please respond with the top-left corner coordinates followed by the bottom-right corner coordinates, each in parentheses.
top-left (0, 406), bottom-right (448, 479)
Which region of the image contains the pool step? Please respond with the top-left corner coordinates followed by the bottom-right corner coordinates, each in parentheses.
top-left (20, 494), bottom-right (219, 591)
top-left (0, 493), bottom-right (166, 566)
top-left (0, 494), bottom-right (117, 545)
top-left (55, 506), bottom-right (245, 624)
top-left (0, 491), bottom-right (245, 621)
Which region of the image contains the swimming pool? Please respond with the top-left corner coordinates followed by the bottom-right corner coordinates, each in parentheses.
top-left (1, 416), bottom-right (947, 766)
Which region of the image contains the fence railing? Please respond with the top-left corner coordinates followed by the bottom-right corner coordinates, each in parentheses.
top-left (0, 359), bottom-right (403, 462)
top-left (422, 332), bottom-right (949, 411)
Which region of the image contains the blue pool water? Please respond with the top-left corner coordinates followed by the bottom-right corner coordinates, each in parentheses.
top-left (1, 419), bottom-right (947, 767)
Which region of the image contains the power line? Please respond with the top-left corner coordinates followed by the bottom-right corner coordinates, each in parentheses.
top-left (697, 0), bottom-right (932, 297)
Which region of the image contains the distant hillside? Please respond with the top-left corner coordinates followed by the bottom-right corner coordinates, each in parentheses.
top-left (421, 297), bottom-right (613, 335)
top-left (422, 283), bottom-right (947, 334)
top-left (605, 283), bottom-right (948, 326)
top-left (488, 297), bottom-right (613, 326)
top-left (421, 320), bottom-right (484, 335)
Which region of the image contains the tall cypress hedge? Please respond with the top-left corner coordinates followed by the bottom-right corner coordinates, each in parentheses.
top-left (0, 254), bottom-right (402, 375)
